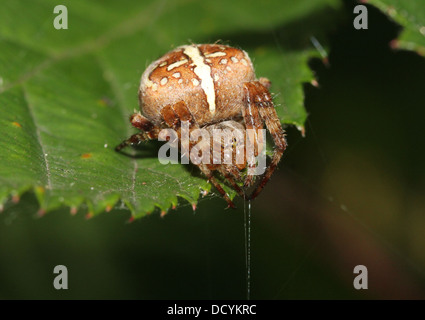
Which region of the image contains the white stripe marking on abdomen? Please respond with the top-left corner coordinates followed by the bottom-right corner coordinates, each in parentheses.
top-left (183, 45), bottom-right (216, 113)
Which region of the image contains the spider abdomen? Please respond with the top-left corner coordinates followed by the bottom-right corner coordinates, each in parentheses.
top-left (139, 44), bottom-right (256, 127)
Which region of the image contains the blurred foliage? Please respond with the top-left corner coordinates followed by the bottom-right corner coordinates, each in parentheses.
top-left (368, 0), bottom-right (425, 54)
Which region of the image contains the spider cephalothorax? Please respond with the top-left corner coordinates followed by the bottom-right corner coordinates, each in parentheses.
top-left (116, 43), bottom-right (287, 207)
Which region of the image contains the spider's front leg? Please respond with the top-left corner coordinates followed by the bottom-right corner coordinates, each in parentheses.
top-left (115, 113), bottom-right (161, 151)
top-left (243, 80), bottom-right (287, 200)
top-left (241, 84), bottom-right (264, 189)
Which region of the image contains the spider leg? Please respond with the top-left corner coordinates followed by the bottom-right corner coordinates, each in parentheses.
top-left (224, 164), bottom-right (243, 182)
top-left (115, 133), bottom-right (146, 151)
top-left (216, 165), bottom-right (245, 199)
top-left (161, 104), bottom-right (181, 130)
top-left (172, 101), bottom-right (195, 124)
top-left (161, 103), bottom-right (196, 159)
top-left (160, 102), bottom-right (197, 134)
top-left (200, 165), bottom-right (236, 208)
top-left (161, 102), bottom-right (236, 208)
top-left (115, 113), bottom-right (160, 151)
top-left (208, 122), bottom-right (246, 198)
top-left (243, 80), bottom-right (287, 200)
top-left (241, 84), bottom-right (264, 188)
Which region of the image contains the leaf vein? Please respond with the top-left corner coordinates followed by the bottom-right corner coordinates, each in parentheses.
top-left (95, 54), bottom-right (143, 208)
top-left (22, 86), bottom-right (52, 190)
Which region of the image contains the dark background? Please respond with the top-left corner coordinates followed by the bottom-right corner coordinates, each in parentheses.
top-left (1, 0), bottom-right (425, 299)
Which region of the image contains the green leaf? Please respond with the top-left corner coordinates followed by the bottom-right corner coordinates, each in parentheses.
top-left (368, 0), bottom-right (425, 54)
top-left (0, 0), bottom-right (340, 217)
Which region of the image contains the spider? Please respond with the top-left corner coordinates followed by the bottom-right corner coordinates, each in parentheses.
top-left (116, 43), bottom-right (287, 208)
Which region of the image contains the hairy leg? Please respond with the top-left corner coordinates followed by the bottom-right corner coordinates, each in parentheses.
top-left (241, 83), bottom-right (265, 188)
top-left (115, 112), bottom-right (160, 151)
top-left (161, 102), bottom-right (237, 208)
top-left (200, 164), bottom-right (236, 208)
top-left (243, 80), bottom-right (287, 200)
top-left (216, 165), bottom-right (245, 199)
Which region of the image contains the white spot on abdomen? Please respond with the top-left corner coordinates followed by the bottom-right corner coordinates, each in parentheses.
top-left (183, 45), bottom-right (216, 113)
top-left (160, 77), bottom-right (168, 85)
